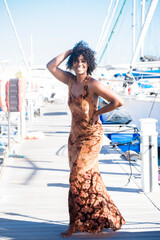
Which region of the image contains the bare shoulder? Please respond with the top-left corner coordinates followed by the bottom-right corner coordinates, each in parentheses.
top-left (87, 76), bottom-right (119, 99)
top-left (66, 72), bottom-right (76, 85)
top-left (88, 76), bottom-right (123, 106)
top-left (87, 76), bottom-right (104, 91)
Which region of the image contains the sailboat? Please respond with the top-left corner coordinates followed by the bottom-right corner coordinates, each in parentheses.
top-left (96, 0), bottom-right (160, 144)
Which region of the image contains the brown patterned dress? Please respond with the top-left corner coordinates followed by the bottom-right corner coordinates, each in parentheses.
top-left (67, 76), bottom-right (125, 233)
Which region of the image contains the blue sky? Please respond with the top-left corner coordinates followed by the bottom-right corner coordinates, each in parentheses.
top-left (0, 0), bottom-right (160, 67)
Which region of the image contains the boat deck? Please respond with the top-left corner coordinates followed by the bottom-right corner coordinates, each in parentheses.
top-left (0, 103), bottom-right (160, 240)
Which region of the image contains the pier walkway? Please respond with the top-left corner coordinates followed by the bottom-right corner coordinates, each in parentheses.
top-left (0, 102), bottom-right (160, 240)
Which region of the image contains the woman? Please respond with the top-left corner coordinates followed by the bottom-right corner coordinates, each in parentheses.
top-left (47, 41), bottom-right (125, 237)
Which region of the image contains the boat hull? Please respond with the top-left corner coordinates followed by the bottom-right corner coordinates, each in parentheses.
top-left (123, 95), bottom-right (160, 146)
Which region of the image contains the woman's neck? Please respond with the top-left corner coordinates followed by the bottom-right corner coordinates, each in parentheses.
top-left (76, 73), bottom-right (87, 83)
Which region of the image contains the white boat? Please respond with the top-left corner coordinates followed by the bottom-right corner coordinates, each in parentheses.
top-left (122, 93), bottom-right (160, 146)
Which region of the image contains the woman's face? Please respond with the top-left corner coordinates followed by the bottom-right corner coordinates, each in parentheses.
top-left (72, 54), bottom-right (88, 75)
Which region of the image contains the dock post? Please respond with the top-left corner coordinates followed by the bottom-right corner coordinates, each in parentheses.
top-left (140, 118), bottom-right (159, 192)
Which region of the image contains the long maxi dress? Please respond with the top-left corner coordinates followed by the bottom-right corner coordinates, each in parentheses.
top-left (67, 76), bottom-right (125, 233)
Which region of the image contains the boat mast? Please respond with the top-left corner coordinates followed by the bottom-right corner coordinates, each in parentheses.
top-left (98, 0), bottom-right (127, 64)
top-left (132, 0), bottom-right (136, 55)
top-left (141, 0), bottom-right (145, 58)
top-left (30, 34), bottom-right (34, 67)
top-left (97, 0), bottom-right (119, 61)
top-left (131, 0), bottom-right (158, 66)
top-left (96, 0), bottom-right (113, 53)
top-left (3, 0), bottom-right (29, 71)
top-left (3, 0), bottom-right (33, 121)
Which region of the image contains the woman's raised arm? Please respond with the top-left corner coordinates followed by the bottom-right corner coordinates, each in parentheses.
top-left (46, 49), bottom-right (73, 85)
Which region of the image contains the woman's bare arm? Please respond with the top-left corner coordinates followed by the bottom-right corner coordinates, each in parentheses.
top-left (46, 49), bottom-right (73, 85)
top-left (89, 79), bottom-right (124, 124)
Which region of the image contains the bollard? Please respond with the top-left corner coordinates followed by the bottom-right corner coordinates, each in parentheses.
top-left (140, 118), bottom-right (159, 192)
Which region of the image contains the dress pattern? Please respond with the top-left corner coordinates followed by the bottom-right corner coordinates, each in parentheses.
top-left (68, 76), bottom-right (125, 233)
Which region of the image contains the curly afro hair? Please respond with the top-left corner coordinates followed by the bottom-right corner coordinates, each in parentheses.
top-left (66, 41), bottom-right (96, 75)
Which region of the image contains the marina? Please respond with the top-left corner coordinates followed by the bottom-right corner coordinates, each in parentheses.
top-left (0, 0), bottom-right (160, 239)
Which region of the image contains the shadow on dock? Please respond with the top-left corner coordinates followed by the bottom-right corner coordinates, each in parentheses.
top-left (43, 112), bottom-right (68, 116)
top-left (0, 215), bottom-right (67, 240)
top-left (0, 215), bottom-right (160, 239)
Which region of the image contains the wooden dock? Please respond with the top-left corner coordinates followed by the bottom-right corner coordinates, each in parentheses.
top-left (0, 103), bottom-right (160, 240)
